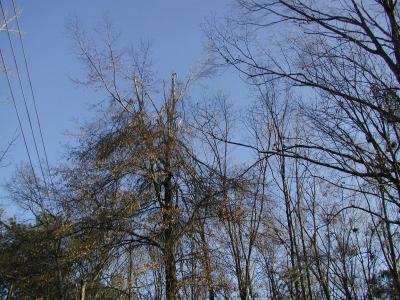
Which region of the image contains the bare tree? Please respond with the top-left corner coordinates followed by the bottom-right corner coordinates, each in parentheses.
top-left (61, 20), bottom-right (228, 299)
top-left (208, 1), bottom-right (400, 297)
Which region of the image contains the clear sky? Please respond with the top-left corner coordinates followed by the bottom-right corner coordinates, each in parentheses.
top-left (0, 0), bottom-right (249, 216)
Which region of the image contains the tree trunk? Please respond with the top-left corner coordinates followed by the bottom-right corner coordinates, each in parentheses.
top-left (80, 281), bottom-right (87, 300)
top-left (164, 172), bottom-right (177, 300)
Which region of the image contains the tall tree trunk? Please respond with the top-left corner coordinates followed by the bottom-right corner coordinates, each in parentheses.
top-left (163, 73), bottom-right (178, 300)
top-left (164, 173), bottom-right (177, 300)
top-left (80, 281), bottom-right (87, 300)
top-left (199, 220), bottom-right (215, 300)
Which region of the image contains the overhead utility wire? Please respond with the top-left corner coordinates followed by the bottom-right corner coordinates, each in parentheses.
top-left (11, 0), bottom-right (52, 183)
top-left (0, 0), bottom-right (48, 189)
top-left (0, 49), bottom-right (40, 193)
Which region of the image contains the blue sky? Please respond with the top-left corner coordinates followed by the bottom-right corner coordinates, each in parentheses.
top-left (0, 0), bottom-right (250, 216)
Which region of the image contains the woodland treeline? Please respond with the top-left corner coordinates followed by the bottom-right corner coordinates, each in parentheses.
top-left (1, 0), bottom-right (400, 299)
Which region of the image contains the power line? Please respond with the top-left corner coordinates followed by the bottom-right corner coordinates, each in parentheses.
top-left (0, 0), bottom-right (48, 189)
top-left (11, 0), bottom-right (52, 184)
top-left (0, 49), bottom-right (40, 193)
